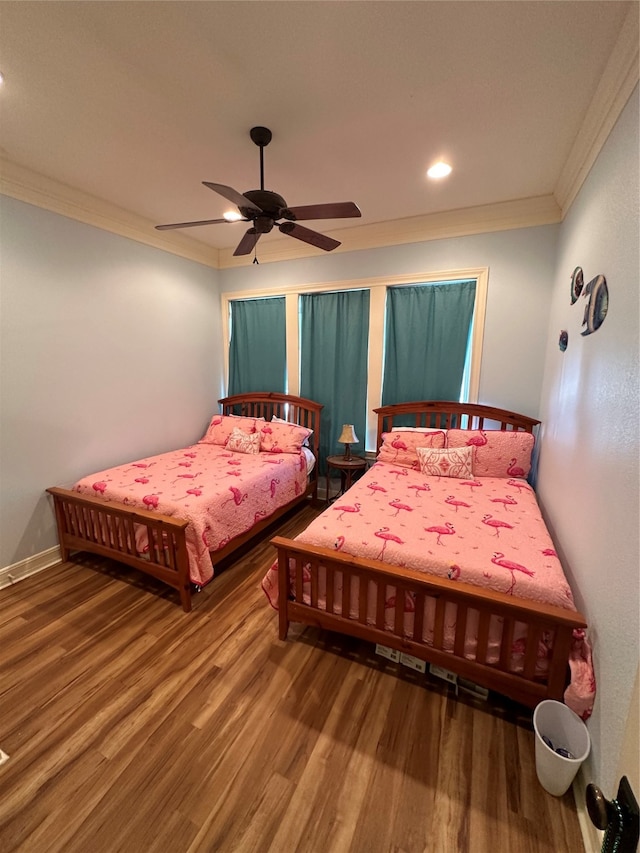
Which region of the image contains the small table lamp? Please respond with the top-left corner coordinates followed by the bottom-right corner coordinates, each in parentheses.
top-left (338, 424), bottom-right (359, 460)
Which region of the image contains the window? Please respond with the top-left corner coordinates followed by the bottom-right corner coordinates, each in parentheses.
top-left (222, 268), bottom-right (487, 451)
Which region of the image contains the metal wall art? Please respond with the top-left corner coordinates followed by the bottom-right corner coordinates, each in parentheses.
top-left (569, 266), bottom-right (609, 337)
top-left (559, 330), bottom-right (568, 352)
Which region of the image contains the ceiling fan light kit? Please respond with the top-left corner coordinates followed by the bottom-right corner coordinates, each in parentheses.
top-left (156, 126), bottom-right (361, 257)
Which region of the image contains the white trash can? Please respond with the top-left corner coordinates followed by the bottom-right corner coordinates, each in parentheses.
top-left (533, 699), bottom-right (591, 796)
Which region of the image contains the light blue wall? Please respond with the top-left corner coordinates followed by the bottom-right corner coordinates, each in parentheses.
top-left (537, 87), bottom-right (639, 795)
top-left (0, 197), bottom-right (224, 567)
top-left (221, 225), bottom-right (559, 418)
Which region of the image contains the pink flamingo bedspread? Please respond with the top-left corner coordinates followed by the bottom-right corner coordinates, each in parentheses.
top-left (73, 443), bottom-right (308, 586)
top-left (262, 461), bottom-right (595, 716)
top-left (263, 459), bottom-right (575, 606)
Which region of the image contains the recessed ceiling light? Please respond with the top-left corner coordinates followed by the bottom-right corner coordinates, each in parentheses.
top-left (427, 161), bottom-right (452, 179)
top-left (0, 72), bottom-right (4, 86)
top-left (223, 210), bottom-right (243, 222)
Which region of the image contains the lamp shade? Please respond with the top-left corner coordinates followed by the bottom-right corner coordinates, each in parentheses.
top-left (338, 424), bottom-right (358, 445)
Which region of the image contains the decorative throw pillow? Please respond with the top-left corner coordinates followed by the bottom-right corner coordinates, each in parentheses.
top-left (226, 427), bottom-right (261, 454)
top-left (377, 430), bottom-right (446, 469)
top-left (417, 446), bottom-right (474, 478)
top-left (446, 429), bottom-right (534, 478)
top-left (199, 415), bottom-right (259, 446)
top-left (259, 421), bottom-right (312, 454)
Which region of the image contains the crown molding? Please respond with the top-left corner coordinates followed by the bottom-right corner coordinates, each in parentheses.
top-left (218, 195), bottom-right (562, 268)
top-left (1, 155), bottom-right (561, 269)
top-left (0, 159), bottom-right (220, 269)
top-left (554, 3), bottom-right (639, 216)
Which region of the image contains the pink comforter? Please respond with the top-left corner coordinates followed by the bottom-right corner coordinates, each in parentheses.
top-left (73, 444), bottom-right (308, 585)
top-left (264, 460), bottom-right (574, 605)
top-left (262, 461), bottom-right (595, 717)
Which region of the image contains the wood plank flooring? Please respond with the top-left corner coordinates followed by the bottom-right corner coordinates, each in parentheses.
top-left (0, 504), bottom-right (584, 853)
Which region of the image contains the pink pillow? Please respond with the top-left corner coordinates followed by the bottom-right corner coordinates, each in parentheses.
top-left (226, 427), bottom-right (261, 454)
top-left (446, 429), bottom-right (534, 478)
top-left (199, 414), bottom-right (259, 446)
top-left (417, 446), bottom-right (474, 478)
top-left (377, 430), bottom-right (446, 470)
top-left (259, 421), bottom-right (312, 454)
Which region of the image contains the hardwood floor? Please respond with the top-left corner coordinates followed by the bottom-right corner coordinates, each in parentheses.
top-left (0, 505), bottom-right (584, 853)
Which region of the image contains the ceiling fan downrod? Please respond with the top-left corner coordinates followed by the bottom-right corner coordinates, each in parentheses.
top-left (249, 126), bottom-right (272, 192)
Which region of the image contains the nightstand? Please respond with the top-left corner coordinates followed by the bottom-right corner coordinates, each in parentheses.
top-left (325, 454), bottom-right (367, 504)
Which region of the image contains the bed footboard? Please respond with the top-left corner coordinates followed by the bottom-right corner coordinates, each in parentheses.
top-left (47, 487), bottom-right (192, 611)
top-left (271, 536), bottom-right (587, 708)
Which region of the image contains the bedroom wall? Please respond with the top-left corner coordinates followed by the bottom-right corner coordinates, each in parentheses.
top-left (537, 87), bottom-right (639, 797)
top-left (219, 224), bottom-right (559, 420)
top-left (0, 197), bottom-right (223, 570)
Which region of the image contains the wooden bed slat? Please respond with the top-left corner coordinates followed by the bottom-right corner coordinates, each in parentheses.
top-left (394, 587), bottom-right (404, 634)
top-left (359, 575), bottom-right (368, 624)
top-left (310, 558), bottom-right (319, 609)
top-left (454, 603), bottom-right (468, 657)
top-left (375, 581), bottom-right (386, 629)
top-left (342, 572), bottom-right (351, 621)
top-left (413, 591), bottom-right (425, 642)
top-left (433, 596), bottom-right (446, 650)
top-left (476, 610), bottom-right (491, 664)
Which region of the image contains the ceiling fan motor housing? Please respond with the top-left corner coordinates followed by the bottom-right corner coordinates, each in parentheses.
top-left (241, 189), bottom-right (289, 221)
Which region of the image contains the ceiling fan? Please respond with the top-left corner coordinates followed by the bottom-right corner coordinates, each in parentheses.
top-left (155, 126), bottom-right (362, 256)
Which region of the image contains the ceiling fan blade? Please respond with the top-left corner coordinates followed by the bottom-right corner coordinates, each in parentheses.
top-left (279, 222), bottom-right (340, 252)
top-left (233, 227), bottom-right (261, 256)
top-left (203, 182), bottom-right (263, 213)
top-left (155, 218), bottom-right (231, 231)
top-left (284, 201), bottom-right (361, 221)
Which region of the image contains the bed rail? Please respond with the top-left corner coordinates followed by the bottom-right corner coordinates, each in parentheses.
top-left (47, 486), bottom-right (192, 610)
top-left (271, 536), bottom-right (586, 709)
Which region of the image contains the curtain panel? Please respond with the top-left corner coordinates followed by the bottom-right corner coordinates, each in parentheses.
top-left (382, 280), bottom-right (476, 409)
top-left (300, 289), bottom-right (370, 473)
top-left (228, 297), bottom-right (286, 396)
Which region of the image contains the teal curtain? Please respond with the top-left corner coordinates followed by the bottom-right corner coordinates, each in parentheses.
top-left (228, 297), bottom-right (286, 395)
top-left (300, 290), bottom-right (370, 473)
top-left (382, 280), bottom-right (476, 406)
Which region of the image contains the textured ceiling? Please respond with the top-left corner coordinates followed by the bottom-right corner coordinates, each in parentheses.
top-left (0, 1), bottom-right (634, 256)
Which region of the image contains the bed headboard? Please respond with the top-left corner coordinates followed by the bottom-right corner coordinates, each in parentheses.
top-left (219, 392), bottom-right (323, 462)
top-left (374, 400), bottom-right (540, 450)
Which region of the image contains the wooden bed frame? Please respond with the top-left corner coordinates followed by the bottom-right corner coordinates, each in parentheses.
top-left (47, 392), bottom-right (323, 613)
top-left (271, 401), bottom-right (587, 709)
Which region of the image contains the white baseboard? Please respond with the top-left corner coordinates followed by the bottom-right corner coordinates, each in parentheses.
top-left (0, 546), bottom-right (61, 590)
top-left (573, 768), bottom-right (603, 853)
